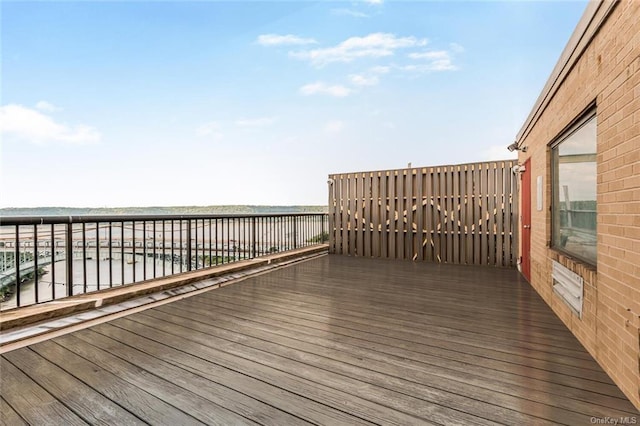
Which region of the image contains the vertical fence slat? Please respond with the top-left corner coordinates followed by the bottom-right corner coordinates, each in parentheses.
top-left (356, 173), bottom-right (364, 257)
top-left (396, 170), bottom-right (405, 260)
top-left (372, 172), bottom-right (380, 257)
top-left (415, 169), bottom-right (424, 261)
top-left (388, 171), bottom-right (396, 259)
top-left (472, 164), bottom-right (480, 265)
top-left (439, 167), bottom-right (446, 263)
top-left (425, 168), bottom-right (434, 262)
top-left (341, 175), bottom-right (349, 255)
top-left (446, 167), bottom-right (453, 263)
top-left (380, 172), bottom-right (388, 258)
top-left (459, 165), bottom-right (467, 264)
top-left (335, 177), bottom-right (341, 253)
top-left (465, 165), bottom-right (474, 264)
top-left (405, 169), bottom-right (414, 260)
top-left (364, 172), bottom-right (372, 258)
top-left (488, 163), bottom-right (496, 266)
top-left (504, 162), bottom-right (513, 266)
top-left (480, 164), bottom-right (489, 265)
top-left (453, 166), bottom-right (460, 264)
top-left (496, 162), bottom-right (505, 266)
top-left (329, 175), bottom-right (336, 254)
top-left (349, 174), bottom-right (357, 256)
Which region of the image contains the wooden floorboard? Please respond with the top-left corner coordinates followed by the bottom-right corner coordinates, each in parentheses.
top-left (1, 254), bottom-right (638, 424)
top-left (198, 290), bottom-right (603, 372)
top-left (0, 396), bottom-right (27, 426)
top-left (153, 298), bottom-right (632, 417)
top-left (0, 360), bottom-right (87, 426)
top-left (183, 293), bottom-right (617, 390)
top-left (62, 330), bottom-right (318, 426)
top-left (109, 316), bottom-right (445, 425)
top-left (70, 327), bottom-right (367, 426)
top-left (30, 339), bottom-right (254, 426)
top-left (127, 309), bottom-right (538, 425)
top-left (1, 350), bottom-right (136, 425)
top-left (144, 303), bottom-right (585, 424)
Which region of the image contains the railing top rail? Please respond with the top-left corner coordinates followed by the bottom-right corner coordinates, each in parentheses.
top-left (0, 212), bottom-right (328, 226)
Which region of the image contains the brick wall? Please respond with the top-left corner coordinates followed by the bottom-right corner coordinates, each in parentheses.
top-left (518, 0), bottom-right (640, 409)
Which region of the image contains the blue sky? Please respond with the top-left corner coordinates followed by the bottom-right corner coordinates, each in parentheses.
top-left (1, 0), bottom-right (587, 208)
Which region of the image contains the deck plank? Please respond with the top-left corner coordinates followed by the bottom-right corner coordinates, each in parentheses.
top-left (96, 319), bottom-right (424, 425)
top-left (143, 304), bottom-right (587, 424)
top-left (2, 254), bottom-right (637, 423)
top-left (0, 396), bottom-right (27, 426)
top-left (153, 299), bottom-right (633, 417)
top-left (0, 360), bottom-right (87, 426)
top-left (198, 291), bottom-right (613, 386)
top-left (33, 338), bottom-right (258, 426)
top-left (207, 285), bottom-right (599, 363)
top-left (65, 329), bottom-right (351, 426)
top-left (118, 312), bottom-right (499, 425)
top-left (5, 346), bottom-right (200, 425)
top-left (2, 349), bottom-right (140, 425)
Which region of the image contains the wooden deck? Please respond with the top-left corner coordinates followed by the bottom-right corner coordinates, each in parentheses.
top-left (1, 255), bottom-right (637, 425)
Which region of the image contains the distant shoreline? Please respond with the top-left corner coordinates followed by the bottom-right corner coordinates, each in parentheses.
top-left (0, 205), bottom-right (328, 217)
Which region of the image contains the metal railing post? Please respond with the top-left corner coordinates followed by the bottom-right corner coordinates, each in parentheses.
top-left (66, 222), bottom-right (74, 297)
top-left (186, 220), bottom-right (192, 271)
top-left (14, 226), bottom-right (20, 307)
top-left (34, 225), bottom-right (39, 303)
top-left (251, 217), bottom-right (256, 259)
top-left (293, 216), bottom-right (298, 249)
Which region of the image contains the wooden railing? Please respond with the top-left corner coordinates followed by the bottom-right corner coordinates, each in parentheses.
top-left (328, 160), bottom-right (519, 267)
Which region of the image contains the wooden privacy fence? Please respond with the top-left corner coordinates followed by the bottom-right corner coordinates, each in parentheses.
top-left (328, 160), bottom-right (519, 267)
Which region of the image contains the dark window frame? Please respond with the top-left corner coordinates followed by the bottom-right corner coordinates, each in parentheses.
top-left (550, 104), bottom-right (597, 266)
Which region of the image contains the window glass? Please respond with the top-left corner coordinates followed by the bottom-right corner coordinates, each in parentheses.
top-left (552, 115), bottom-right (597, 264)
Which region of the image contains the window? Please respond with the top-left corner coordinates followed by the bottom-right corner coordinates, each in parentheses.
top-left (551, 110), bottom-right (597, 265)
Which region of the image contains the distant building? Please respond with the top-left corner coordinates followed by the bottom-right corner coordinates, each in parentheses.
top-left (513, 0), bottom-right (640, 410)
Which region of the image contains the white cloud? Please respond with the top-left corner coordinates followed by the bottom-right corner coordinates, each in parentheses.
top-left (325, 120), bottom-right (345, 134)
top-left (299, 82), bottom-right (352, 97)
top-left (429, 60), bottom-right (457, 71)
top-left (331, 8), bottom-right (370, 18)
top-left (398, 63), bottom-right (446, 72)
top-left (257, 34), bottom-right (317, 46)
top-left (35, 101), bottom-right (61, 112)
top-left (196, 121), bottom-right (224, 140)
top-left (450, 42), bottom-right (465, 53)
top-left (0, 104), bottom-right (100, 145)
top-left (291, 33), bottom-right (427, 67)
top-left (370, 65), bottom-right (390, 74)
top-left (408, 50), bottom-right (450, 60)
top-left (235, 117), bottom-right (275, 127)
top-left (349, 74), bottom-right (379, 86)
top-left (362, 0), bottom-right (383, 4)
top-left (403, 49), bottom-right (458, 72)
top-left (400, 61), bottom-right (457, 72)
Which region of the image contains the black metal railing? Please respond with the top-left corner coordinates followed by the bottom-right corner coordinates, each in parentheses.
top-left (0, 213), bottom-right (329, 310)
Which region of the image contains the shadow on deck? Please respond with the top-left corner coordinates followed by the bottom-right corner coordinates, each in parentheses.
top-left (1, 255), bottom-right (637, 424)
